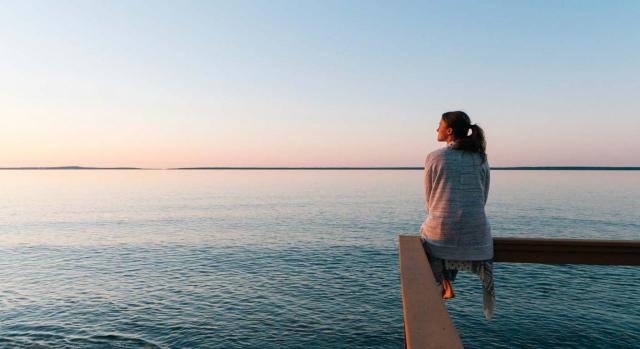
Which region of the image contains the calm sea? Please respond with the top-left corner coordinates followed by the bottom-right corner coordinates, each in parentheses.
top-left (1, 170), bottom-right (638, 348)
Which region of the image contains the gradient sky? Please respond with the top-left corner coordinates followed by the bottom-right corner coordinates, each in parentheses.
top-left (1, 0), bottom-right (639, 167)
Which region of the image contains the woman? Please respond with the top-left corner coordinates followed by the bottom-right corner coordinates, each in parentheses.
top-left (420, 111), bottom-right (494, 320)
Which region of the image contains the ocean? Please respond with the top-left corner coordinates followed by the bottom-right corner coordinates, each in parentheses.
top-left (1, 170), bottom-right (638, 348)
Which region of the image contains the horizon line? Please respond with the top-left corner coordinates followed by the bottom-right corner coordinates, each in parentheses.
top-left (1, 165), bottom-right (639, 171)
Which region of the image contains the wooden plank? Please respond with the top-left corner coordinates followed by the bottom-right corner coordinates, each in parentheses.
top-left (494, 237), bottom-right (640, 265)
top-left (398, 235), bottom-right (639, 347)
top-left (398, 235), bottom-right (463, 349)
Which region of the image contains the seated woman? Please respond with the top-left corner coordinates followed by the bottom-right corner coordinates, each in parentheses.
top-left (420, 111), bottom-right (494, 320)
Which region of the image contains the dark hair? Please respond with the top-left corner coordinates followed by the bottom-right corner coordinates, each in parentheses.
top-left (441, 111), bottom-right (487, 163)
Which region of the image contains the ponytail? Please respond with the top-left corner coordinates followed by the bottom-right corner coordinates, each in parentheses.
top-left (441, 111), bottom-right (487, 163)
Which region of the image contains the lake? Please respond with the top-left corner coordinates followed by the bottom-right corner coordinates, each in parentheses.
top-left (1, 170), bottom-right (638, 348)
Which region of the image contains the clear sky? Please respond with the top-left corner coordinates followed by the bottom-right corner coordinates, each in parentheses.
top-left (1, 0), bottom-right (639, 168)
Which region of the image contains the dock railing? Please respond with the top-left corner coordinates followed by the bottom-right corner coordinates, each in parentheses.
top-left (398, 235), bottom-right (640, 349)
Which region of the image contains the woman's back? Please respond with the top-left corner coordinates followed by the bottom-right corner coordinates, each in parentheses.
top-left (420, 111), bottom-right (494, 318)
top-left (420, 144), bottom-right (492, 260)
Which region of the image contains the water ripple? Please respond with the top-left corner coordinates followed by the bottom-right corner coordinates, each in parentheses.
top-left (1, 170), bottom-right (639, 348)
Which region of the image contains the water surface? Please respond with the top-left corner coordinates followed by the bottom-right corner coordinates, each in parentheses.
top-left (1, 170), bottom-right (638, 348)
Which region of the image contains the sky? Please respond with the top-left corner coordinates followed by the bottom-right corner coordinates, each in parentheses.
top-left (1, 0), bottom-right (639, 168)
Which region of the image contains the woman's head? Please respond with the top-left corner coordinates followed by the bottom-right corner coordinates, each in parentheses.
top-left (438, 111), bottom-right (487, 163)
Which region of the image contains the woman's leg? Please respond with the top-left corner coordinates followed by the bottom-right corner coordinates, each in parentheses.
top-left (442, 279), bottom-right (454, 299)
top-left (441, 269), bottom-right (456, 299)
top-left (421, 238), bottom-right (455, 299)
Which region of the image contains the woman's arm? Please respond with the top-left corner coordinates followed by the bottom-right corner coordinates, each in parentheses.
top-left (484, 162), bottom-right (490, 204)
top-left (424, 157), bottom-right (433, 213)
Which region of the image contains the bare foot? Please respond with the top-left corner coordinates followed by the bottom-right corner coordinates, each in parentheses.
top-left (442, 279), bottom-right (455, 300)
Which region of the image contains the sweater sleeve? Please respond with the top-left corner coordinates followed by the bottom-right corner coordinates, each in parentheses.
top-left (484, 162), bottom-right (490, 204)
top-left (424, 157), bottom-right (433, 213)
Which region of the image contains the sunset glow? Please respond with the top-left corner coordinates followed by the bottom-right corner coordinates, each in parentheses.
top-left (1, 1), bottom-right (639, 168)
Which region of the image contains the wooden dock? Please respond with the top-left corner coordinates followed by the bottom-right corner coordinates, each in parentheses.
top-left (398, 235), bottom-right (640, 349)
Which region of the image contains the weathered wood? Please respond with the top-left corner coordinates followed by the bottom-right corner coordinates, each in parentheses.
top-left (399, 235), bottom-right (640, 347)
top-left (398, 235), bottom-right (463, 349)
top-left (493, 237), bottom-right (640, 265)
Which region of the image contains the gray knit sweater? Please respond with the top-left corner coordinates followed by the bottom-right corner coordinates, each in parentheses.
top-left (419, 143), bottom-right (493, 260)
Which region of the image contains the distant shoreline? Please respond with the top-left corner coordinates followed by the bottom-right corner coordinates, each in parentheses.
top-left (490, 166), bottom-right (640, 171)
top-left (172, 166), bottom-right (640, 171)
top-left (0, 166), bottom-right (144, 170)
top-left (1, 166), bottom-right (639, 171)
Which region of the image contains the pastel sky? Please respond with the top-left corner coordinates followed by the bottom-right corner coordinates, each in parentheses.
top-left (1, 0), bottom-right (639, 168)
